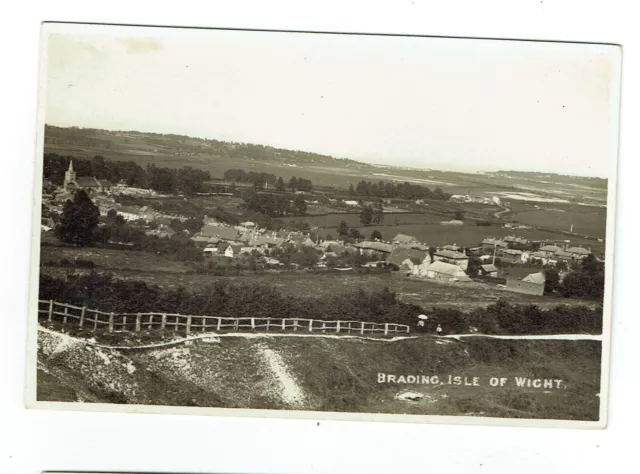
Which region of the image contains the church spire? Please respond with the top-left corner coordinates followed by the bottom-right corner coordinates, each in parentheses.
top-left (68, 160), bottom-right (74, 172)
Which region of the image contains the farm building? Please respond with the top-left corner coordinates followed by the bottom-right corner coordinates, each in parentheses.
top-left (412, 260), bottom-right (471, 282)
top-left (505, 272), bottom-right (545, 296)
top-left (433, 249), bottom-right (469, 271)
top-left (440, 220), bottom-right (464, 226)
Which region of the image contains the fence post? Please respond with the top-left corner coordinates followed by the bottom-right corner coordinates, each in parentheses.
top-left (48, 300), bottom-right (54, 322)
top-left (202, 317), bottom-right (206, 333)
top-left (161, 313), bottom-right (167, 330)
top-left (361, 321), bottom-right (365, 335)
top-left (108, 312), bottom-right (114, 333)
top-left (63, 306), bottom-right (68, 325)
top-left (282, 319), bottom-right (286, 330)
top-left (336, 321), bottom-right (340, 333)
top-left (384, 323), bottom-right (389, 336)
top-left (308, 319), bottom-right (313, 332)
top-left (148, 315), bottom-right (153, 330)
top-left (186, 315), bottom-right (192, 335)
top-left (135, 313), bottom-right (142, 332)
top-left (267, 318), bottom-right (271, 331)
top-left (79, 306), bottom-right (86, 328)
top-left (123, 315), bottom-right (127, 331)
top-left (251, 318), bottom-right (255, 330)
top-left (406, 325), bottom-right (410, 334)
top-left (94, 311), bottom-right (98, 331)
top-left (174, 316), bottom-right (179, 332)
top-left (217, 317), bottom-right (221, 331)
top-left (293, 319), bottom-right (298, 331)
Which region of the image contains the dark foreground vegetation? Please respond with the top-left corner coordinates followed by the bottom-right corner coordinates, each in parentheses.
top-left (39, 273), bottom-right (602, 335)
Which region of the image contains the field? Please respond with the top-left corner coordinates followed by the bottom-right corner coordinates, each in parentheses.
top-left (39, 243), bottom-right (600, 310)
top-left (508, 206), bottom-right (607, 239)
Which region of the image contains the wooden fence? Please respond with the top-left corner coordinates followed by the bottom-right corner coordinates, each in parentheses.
top-left (37, 300), bottom-right (411, 337)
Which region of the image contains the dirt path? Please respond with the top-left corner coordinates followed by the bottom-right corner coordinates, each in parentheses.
top-left (493, 205), bottom-right (511, 219)
top-left (445, 333), bottom-right (602, 341)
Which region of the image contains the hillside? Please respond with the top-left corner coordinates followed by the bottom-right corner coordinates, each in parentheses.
top-left (44, 125), bottom-right (372, 170)
top-left (37, 328), bottom-right (601, 420)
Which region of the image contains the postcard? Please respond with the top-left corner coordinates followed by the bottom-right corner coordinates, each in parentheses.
top-left (26, 22), bottom-right (621, 428)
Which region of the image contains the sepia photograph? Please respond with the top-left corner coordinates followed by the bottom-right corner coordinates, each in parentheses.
top-left (26, 22), bottom-right (621, 428)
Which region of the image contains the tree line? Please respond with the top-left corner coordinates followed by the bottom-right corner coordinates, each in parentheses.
top-left (349, 180), bottom-right (451, 201)
top-left (39, 273), bottom-right (602, 335)
top-left (43, 153), bottom-right (211, 195)
top-left (223, 169), bottom-right (313, 192)
top-left (243, 187), bottom-right (307, 217)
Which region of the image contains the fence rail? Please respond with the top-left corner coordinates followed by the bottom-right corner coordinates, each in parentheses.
top-left (37, 300), bottom-right (411, 337)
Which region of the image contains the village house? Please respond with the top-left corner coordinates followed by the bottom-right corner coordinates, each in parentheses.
top-left (566, 246), bottom-right (591, 259)
top-left (482, 238), bottom-right (508, 253)
top-left (497, 248), bottom-right (525, 264)
top-left (442, 244), bottom-right (462, 252)
top-left (504, 235), bottom-right (530, 248)
top-left (222, 244), bottom-right (245, 258)
top-left (480, 264), bottom-right (499, 277)
top-left (392, 234), bottom-right (419, 246)
top-left (353, 241), bottom-right (394, 258)
top-left (505, 272), bottom-right (546, 296)
top-left (412, 260), bottom-right (471, 282)
top-left (388, 248), bottom-right (428, 273)
top-left (197, 225), bottom-right (241, 243)
top-left (538, 244), bottom-right (564, 257)
top-left (433, 249), bottom-right (469, 271)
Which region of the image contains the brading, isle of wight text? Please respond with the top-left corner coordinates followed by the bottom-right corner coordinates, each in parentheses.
top-left (377, 373), bottom-right (565, 389)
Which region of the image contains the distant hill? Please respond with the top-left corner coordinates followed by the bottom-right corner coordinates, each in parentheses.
top-left (44, 125), bottom-right (374, 170)
top-left (493, 170), bottom-right (607, 188)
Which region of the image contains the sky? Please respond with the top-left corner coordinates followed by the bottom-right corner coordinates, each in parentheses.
top-left (43, 24), bottom-right (621, 177)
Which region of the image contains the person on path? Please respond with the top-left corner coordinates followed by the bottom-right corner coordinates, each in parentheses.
top-left (436, 324), bottom-right (443, 336)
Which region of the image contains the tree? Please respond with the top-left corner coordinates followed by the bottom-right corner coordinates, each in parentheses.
top-left (360, 205), bottom-right (373, 226)
top-left (371, 230), bottom-right (382, 241)
top-left (543, 268), bottom-right (561, 294)
top-left (55, 190), bottom-right (100, 246)
top-left (275, 176), bottom-right (286, 192)
top-left (349, 228), bottom-right (362, 240)
top-left (372, 201), bottom-right (384, 224)
top-left (467, 257), bottom-right (483, 277)
top-left (289, 176), bottom-right (298, 191)
top-left (338, 220), bottom-right (349, 236)
top-left (348, 183), bottom-right (355, 196)
top-left (293, 195), bottom-right (307, 215)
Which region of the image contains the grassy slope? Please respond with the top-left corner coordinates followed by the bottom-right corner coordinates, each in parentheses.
top-left (37, 330), bottom-right (601, 420)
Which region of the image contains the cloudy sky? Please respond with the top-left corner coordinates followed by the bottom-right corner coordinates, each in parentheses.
top-left (43, 24), bottom-right (620, 177)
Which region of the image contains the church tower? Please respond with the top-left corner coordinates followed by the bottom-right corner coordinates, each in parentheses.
top-left (63, 160), bottom-right (76, 191)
